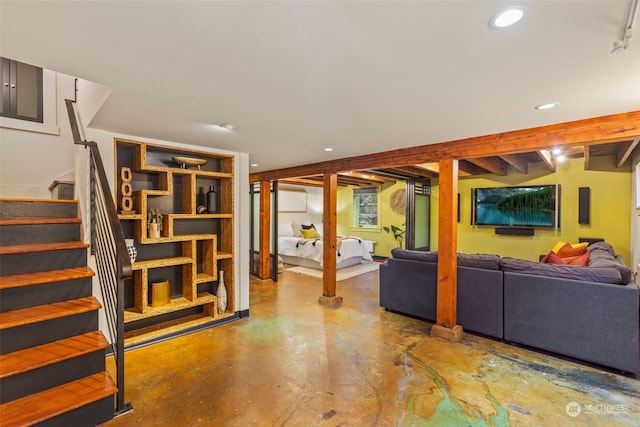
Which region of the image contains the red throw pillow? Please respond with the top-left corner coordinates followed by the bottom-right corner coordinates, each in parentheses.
top-left (543, 252), bottom-right (590, 266)
top-left (555, 242), bottom-right (588, 258)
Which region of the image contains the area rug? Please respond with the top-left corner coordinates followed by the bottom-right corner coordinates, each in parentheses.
top-left (287, 262), bottom-right (379, 281)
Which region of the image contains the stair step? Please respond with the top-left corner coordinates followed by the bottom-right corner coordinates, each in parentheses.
top-left (0, 198), bottom-right (78, 220)
top-left (0, 331), bottom-right (108, 380)
top-left (0, 267), bottom-right (95, 290)
top-left (0, 217), bottom-right (81, 226)
top-left (0, 372), bottom-right (117, 427)
top-left (0, 296), bottom-right (101, 330)
top-left (0, 241), bottom-right (89, 256)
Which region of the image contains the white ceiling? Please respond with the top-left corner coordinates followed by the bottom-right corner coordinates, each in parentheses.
top-left (1, 1), bottom-right (639, 173)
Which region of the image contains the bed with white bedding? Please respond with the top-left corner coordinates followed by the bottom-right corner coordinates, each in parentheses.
top-left (277, 222), bottom-right (373, 270)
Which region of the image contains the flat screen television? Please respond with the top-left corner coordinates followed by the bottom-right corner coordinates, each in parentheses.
top-left (471, 184), bottom-right (560, 228)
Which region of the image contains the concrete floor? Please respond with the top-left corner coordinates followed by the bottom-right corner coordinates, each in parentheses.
top-left (104, 266), bottom-right (640, 426)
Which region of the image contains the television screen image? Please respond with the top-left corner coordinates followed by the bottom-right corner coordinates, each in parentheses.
top-left (472, 185), bottom-right (559, 228)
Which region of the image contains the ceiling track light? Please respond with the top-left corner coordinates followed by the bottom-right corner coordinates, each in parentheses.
top-left (612, 0), bottom-right (638, 53)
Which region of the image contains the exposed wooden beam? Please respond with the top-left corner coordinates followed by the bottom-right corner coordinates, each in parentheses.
top-left (465, 156), bottom-right (508, 176)
top-left (279, 178), bottom-right (324, 187)
top-left (457, 160), bottom-right (485, 176)
top-left (342, 171), bottom-right (395, 184)
top-left (249, 172), bottom-right (262, 184)
top-left (261, 111), bottom-right (640, 180)
top-left (537, 150), bottom-right (556, 172)
top-left (321, 173), bottom-right (338, 300)
top-left (616, 138), bottom-right (640, 168)
top-left (435, 159), bottom-right (460, 332)
top-left (499, 154), bottom-right (528, 174)
top-left (584, 145), bottom-right (591, 170)
top-left (258, 179), bottom-right (271, 280)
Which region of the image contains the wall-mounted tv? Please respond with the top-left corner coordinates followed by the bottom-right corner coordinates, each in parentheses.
top-left (471, 184), bottom-right (560, 228)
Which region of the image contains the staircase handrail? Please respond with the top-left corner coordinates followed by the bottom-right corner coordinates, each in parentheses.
top-left (65, 99), bottom-right (132, 416)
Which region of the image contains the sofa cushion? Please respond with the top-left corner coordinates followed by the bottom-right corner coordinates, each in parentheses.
top-left (587, 242), bottom-right (632, 284)
top-left (500, 257), bottom-right (623, 284)
top-left (391, 249), bottom-right (438, 263)
top-left (457, 253), bottom-right (501, 270)
top-left (390, 249), bottom-right (500, 270)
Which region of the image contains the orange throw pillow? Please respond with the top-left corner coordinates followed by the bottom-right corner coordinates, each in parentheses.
top-left (555, 242), bottom-right (588, 258)
top-left (543, 252), bottom-right (590, 266)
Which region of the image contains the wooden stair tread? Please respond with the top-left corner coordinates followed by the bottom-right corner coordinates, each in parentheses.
top-left (0, 217), bottom-right (81, 226)
top-left (0, 297), bottom-right (101, 330)
top-left (0, 331), bottom-right (108, 379)
top-left (0, 198), bottom-right (77, 204)
top-left (0, 241), bottom-right (89, 255)
top-left (0, 371), bottom-right (117, 427)
top-left (0, 267), bottom-right (95, 290)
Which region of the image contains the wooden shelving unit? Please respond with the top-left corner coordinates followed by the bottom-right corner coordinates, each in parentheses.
top-left (114, 138), bottom-right (235, 340)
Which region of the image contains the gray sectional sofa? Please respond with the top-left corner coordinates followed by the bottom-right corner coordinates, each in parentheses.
top-left (379, 244), bottom-right (640, 374)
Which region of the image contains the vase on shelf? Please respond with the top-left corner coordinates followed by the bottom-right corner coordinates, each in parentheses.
top-left (207, 185), bottom-right (217, 214)
top-left (148, 222), bottom-right (160, 239)
top-left (216, 270), bottom-right (227, 314)
top-left (125, 239), bottom-right (137, 264)
top-left (151, 281), bottom-right (171, 307)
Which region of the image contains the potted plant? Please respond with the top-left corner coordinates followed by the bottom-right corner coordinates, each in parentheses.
top-left (383, 223), bottom-right (405, 248)
top-left (148, 208), bottom-right (163, 239)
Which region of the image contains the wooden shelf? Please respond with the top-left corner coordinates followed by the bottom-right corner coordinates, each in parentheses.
top-left (132, 257), bottom-right (192, 270)
top-left (136, 234), bottom-right (217, 245)
top-left (115, 137), bottom-right (235, 336)
top-left (195, 273), bottom-right (215, 284)
top-left (170, 213), bottom-right (233, 219)
top-left (124, 292), bottom-right (217, 322)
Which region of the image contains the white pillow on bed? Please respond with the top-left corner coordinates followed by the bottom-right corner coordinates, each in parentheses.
top-left (278, 223), bottom-right (294, 237)
top-left (291, 221), bottom-right (303, 237)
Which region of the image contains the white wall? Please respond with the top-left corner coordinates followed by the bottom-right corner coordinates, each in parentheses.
top-left (0, 71), bottom-right (76, 198)
top-left (278, 184), bottom-right (323, 230)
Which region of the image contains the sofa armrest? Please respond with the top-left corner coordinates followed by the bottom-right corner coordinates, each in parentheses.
top-left (504, 272), bottom-right (640, 373)
top-left (379, 259), bottom-right (437, 321)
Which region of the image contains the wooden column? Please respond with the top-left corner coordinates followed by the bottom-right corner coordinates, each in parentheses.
top-left (432, 158), bottom-right (463, 341)
top-left (318, 173), bottom-right (342, 306)
top-left (258, 179), bottom-right (271, 280)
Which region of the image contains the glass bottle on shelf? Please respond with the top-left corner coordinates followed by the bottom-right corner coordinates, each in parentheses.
top-left (207, 185), bottom-right (217, 213)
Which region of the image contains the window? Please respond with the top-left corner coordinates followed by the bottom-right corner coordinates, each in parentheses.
top-left (353, 187), bottom-right (379, 228)
top-left (1, 57), bottom-right (43, 123)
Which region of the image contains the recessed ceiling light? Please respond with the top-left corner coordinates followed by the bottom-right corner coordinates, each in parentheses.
top-left (490, 5), bottom-right (528, 28)
top-left (324, 147), bottom-right (333, 152)
top-left (218, 123), bottom-right (235, 131)
top-left (551, 147), bottom-right (562, 155)
top-left (250, 163), bottom-right (258, 167)
top-left (535, 102), bottom-right (558, 110)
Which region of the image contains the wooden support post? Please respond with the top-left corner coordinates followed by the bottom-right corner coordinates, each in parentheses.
top-left (432, 158), bottom-right (463, 341)
top-left (258, 179), bottom-right (271, 280)
top-left (318, 173), bottom-right (342, 306)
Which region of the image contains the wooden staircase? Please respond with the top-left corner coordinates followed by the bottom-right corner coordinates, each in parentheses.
top-left (0, 199), bottom-right (117, 426)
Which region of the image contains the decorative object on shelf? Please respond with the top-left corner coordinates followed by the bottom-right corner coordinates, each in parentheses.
top-left (151, 281), bottom-right (171, 307)
top-left (125, 239), bottom-right (137, 264)
top-left (120, 167), bottom-right (134, 214)
top-left (207, 185), bottom-right (218, 213)
top-left (172, 156), bottom-right (208, 170)
top-left (216, 270), bottom-right (227, 314)
top-left (197, 205), bottom-right (207, 214)
top-left (148, 208), bottom-right (163, 239)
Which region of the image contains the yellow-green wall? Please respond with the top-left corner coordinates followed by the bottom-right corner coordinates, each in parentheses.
top-left (337, 181), bottom-right (406, 257)
top-left (431, 156), bottom-right (632, 264)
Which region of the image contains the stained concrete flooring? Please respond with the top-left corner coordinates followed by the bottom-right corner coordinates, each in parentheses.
top-left (104, 267), bottom-right (640, 426)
